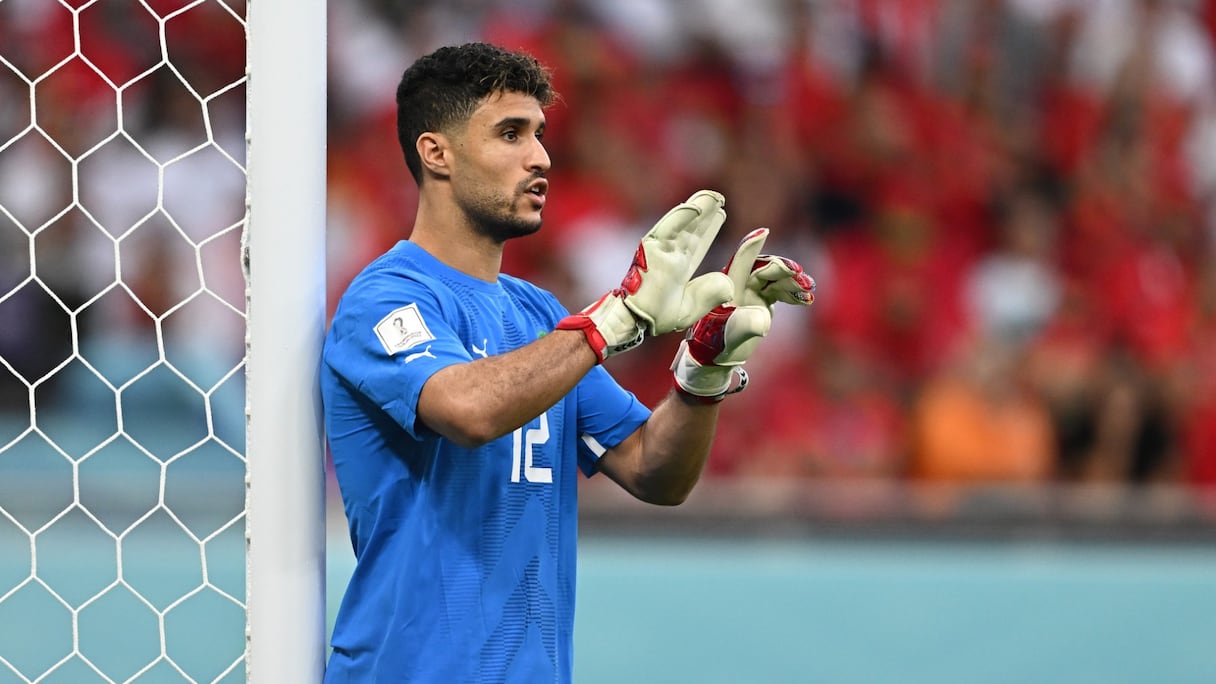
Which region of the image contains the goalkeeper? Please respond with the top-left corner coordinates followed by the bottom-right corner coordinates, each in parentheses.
top-left (320, 42), bottom-right (814, 684)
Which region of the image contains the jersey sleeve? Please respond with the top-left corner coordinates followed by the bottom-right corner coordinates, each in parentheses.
top-left (323, 269), bottom-right (469, 439)
top-left (572, 365), bottom-right (651, 476)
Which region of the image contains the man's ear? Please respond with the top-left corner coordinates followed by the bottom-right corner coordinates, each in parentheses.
top-left (417, 132), bottom-right (451, 180)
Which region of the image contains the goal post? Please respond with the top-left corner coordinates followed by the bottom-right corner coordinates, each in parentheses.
top-left (244, 0), bottom-right (328, 682)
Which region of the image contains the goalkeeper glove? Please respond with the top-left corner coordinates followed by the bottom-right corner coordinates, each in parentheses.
top-left (557, 190), bottom-right (734, 363)
top-left (671, 227), bottom-right (815, 401)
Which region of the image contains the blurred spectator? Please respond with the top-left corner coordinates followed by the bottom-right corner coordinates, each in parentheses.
top-left (963, 186), bottom-right (1062, 347)
top-left (1085, 349), bottom-right (1178, 484)
top-left (1026, 281), bottom-right (1109, 481)
top-left (715, 335), bottom-right (906, 480)
top-left (909, 336), bottom-right (1055, 482)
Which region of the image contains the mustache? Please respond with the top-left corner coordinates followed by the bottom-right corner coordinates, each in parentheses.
top-left (517, 172), bottom-right (546, 192)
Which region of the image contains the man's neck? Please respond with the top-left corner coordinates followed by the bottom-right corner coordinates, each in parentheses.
top-left (410, 192), bottom-right (503, 282)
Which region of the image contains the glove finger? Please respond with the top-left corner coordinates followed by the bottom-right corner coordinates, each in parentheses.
top-left (715, 305), bottom-right (771, 365)
top-left (674, 271), bottom-right (733, 330)
top-left (684, 189), bottom-right (726, 215)
top-left (678, 192), bottom-right (727, 271)
top-left (646, 190), bottom-right (725, 245)
top-left (725, 228), bottom-right (769, 301)
top-left (749, 256), bottom-right (816, 307)
top-left (640, 191), bottom-right (726, 290)
top-left (726, 305), bottom-right (771, 337)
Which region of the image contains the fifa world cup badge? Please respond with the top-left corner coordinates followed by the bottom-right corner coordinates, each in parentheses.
top-left (374, 303), bottom-right (436, 355)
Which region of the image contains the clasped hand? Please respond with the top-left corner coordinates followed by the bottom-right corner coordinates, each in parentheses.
top-left (558, 190), bottom-right (814, 388)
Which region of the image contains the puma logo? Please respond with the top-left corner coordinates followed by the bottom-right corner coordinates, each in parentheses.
top-left (404, 345), bottom-right (436, 364)
top-left (471, 339), bottom-right (489, 358)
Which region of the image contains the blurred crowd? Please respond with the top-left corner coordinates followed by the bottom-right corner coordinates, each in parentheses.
top-left (328, 0), bottom-right (1216, 491)
top-left (3, 0), bottom-right (1216, 492)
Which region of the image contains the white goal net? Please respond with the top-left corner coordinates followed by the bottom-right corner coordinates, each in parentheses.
top-left (0, 1), bottom-right (325, 682)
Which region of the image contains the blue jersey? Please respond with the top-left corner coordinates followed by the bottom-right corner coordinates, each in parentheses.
top-left (321, 241), bottom-right (650, 683)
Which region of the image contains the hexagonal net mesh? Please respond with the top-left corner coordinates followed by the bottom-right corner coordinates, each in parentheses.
top-left (0, 1), bottom-right (249, 682)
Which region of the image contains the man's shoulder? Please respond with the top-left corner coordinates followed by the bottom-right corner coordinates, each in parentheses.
top-left (344, 243), bottom-right (442, 297)
top-left (498, 272), bottom-right (558, 305)
top-left (328, 248), bottom-right (449, 340)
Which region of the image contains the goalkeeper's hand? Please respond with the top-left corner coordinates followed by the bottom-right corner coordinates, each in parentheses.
top-left (557, 190), bottom-right (734, 363)
top-left (671, 227), bottom-right (815, 400)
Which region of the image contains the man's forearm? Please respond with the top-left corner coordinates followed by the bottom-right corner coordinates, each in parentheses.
top-left (609, 389), bottom-right (722, 505)
top-left (417, 329), bottom-right (597, 447)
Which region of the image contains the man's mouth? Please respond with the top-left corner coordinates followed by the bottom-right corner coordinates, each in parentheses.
top-left (525, 178), bottom-right (548, 200)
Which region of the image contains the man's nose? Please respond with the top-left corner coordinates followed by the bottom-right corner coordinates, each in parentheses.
top-left (528, 137), bottom-right (550, 173)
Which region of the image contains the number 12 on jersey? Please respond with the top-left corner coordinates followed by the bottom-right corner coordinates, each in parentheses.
top-left (511, 411), bottom-right (552, 484)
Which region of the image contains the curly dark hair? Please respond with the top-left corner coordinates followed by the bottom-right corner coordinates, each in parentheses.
top-left (396, 42), bottom-right (557, 184)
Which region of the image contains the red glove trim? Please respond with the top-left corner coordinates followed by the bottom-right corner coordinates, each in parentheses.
top-left (556, 315), bottom-right (608, 364)
top-left (685, 305), bottom-right (734, 365)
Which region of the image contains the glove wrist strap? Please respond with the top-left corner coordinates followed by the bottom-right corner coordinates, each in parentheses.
top-left (556, 315), bottom-right (645, 364)
top-left (555, 315), bottom-right (610, 364)
top-left (670, 340), bottom-right (749, 402)
top-left (673, 367), bottom-right (749, 403)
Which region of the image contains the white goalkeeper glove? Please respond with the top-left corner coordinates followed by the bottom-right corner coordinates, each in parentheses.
top-left (671, 227), bottom-right (815, 401)
top-left (557, 190), bottom-right (734, 363)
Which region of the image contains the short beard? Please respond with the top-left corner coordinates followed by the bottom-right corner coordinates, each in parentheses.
top-left (460, 181), bottom-right (542, 243)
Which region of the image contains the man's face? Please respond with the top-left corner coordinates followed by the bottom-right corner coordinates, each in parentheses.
top-left (449, 90), bottom-right (550, 242)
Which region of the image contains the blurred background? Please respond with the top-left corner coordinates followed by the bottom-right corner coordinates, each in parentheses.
top-left (325, 0), bottom-right (1216, 532)
top-left (3, 0), bottom-right (1216, 682)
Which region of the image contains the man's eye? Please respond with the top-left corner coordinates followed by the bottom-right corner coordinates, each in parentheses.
top-left (502, 130), bottom-right (518, 141)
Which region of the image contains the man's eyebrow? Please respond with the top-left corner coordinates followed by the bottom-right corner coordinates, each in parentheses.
top-left (493, 116), bottom-right (545, 131)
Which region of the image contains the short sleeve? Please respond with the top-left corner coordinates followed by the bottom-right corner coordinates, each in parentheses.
top-left (322, 270), bottom-right (470, 439)
top-left (572, 365), bottom-right (651, 476)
